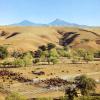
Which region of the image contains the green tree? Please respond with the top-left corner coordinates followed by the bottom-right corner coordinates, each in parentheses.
top-left (47, 43), bottom-right (56, 50)
top-left (73, 49), bottom-right (94, 63)
top-left (65, 86), bottom-right (78, 100)
top-left (71, 50), bottom-right (81, 64)
top-left (49, 48), bottom-right (59, 58)
top-left (50, 57), bottom-right (58, 65)
top-left (57, 48), bottom-right (71, 58)
top-left (33, 58), bottom-right (40, 64)
top-left (5, 92), bottom-right (27, 100)
top-left (76, 49), bottom-right (86, 58)
top-left (39, 45), bottom-right (47, 51)
top-left (94, 51), bottom-right (100, 58)
top-left (11, 51), bottom-right (24, 58)
top-left (47, 48), bottom-right (59, 64)
top-left (75, 75), bottom-right (96, 96)
top-left (0, 46), bottom-right (8, 59)
top-left (63, 46), bottom-right (70, 51)
top-left (34, 49), bottom-right (42, 58)
top-left (40, 51), bottom-right (48, 62)
top-left (13, 58), bottom-right (25, 67)
top-left (84, 51), bottom-right (94, 63)
top-left (23, 52), bottom-right (33, 67)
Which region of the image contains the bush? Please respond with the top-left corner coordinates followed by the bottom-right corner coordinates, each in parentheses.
top-left (39, 45), bottom-right (47, 51)
top-left (34, 49), bottom-right (42, 58)
top-left (49, 48), bottom-right (59, 58)
top-left (47, 48), bottom-right (59, 64)
top-left (84, 51), bottom-right (94, 63)
top-left (50, 57), bottom-right (58, 64)
top-left (94, 51), bottom-right (100, 58)
top-left (5, 92), bottom-right (27, 100)
top-left (58, 49), bottom-right (71, 58)
top-left (11, 51), bottom-right (24, 58)
top-left (63, 46), bottom-right (70, 51)
top-left (75, 75), bottom-right (96, 96)
top-left (40, 51), bottom-right (48, 62)
top-left (0, 46), bottom-right (8, 59)
top-left (33, 58), bottom-right (40, 64)
top-left (47, 43), bottom-right (56, 50)
top-left (2, 60), bottom-right (13, 66)
top-left (13, 58), bottom-right (25, 67)
top-left (22, 52), bottom-right (33, 67)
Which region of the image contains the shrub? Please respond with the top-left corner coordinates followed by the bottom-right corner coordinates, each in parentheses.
top-left (75, 75), bottom-right (96, 96)
top-left (59, 50), bottom-right (71, 58)
top-left (34, 49), bottom-right (42, 58)
top-left (50, 57), bottom-right (58, 64)
top-left (84, 51), bottom-right (94, 63)
top-left (47, 43), bottom-right (56, 50)
top-left (94, 51), bottom-right (100, 58)
top-left (47, 48), bottom-right (59, 64)
top-left (63, 46), bottom-right (70, 51)
top-left (40, 51), bottom-right (48, 62)
top-left (2, 60), bottom-right (13, 66)
top-left (22, 52), bottom-right (33, 67)
top-left (39, 45), bottom-right (47, 51)
top-left (0, 46), bottom-right (8, 59)
top-left (49, 48), bottom-right (59, 58)
top-left (75, 49), bottom-right (86, 58)
top-left (13, 58), bottom-right (25, 67)
top-left (11, 51), bottom-right (24, 58)
top-left (33, 58), bottom-right (40, 64)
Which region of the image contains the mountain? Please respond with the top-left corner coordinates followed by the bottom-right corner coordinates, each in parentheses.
top-left (10, 20), bottom-right (46, 26)
top-left (49, 19), bottom-right (80, 26)
top-left (9, 19), bottom-right (87, 27)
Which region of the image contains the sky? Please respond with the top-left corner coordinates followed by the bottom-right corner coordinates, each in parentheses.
top-left (0, 0), bottom-right (100, 26)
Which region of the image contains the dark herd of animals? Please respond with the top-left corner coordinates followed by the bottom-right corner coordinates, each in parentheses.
top-left (0, 70), bottom-right (32, 83)
top-left (41, 78), bottom-right (68, 88)
top-left (32, 71), bottom-right (45, 75)
top-left (0, 70), bottom-right (68, 88)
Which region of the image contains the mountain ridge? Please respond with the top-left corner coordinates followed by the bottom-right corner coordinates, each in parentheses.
top-left (9, 19), bottom-right (87, 27)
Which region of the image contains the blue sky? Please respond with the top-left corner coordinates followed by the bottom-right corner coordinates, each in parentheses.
top-left (0, 0), bottom-right (100, 25)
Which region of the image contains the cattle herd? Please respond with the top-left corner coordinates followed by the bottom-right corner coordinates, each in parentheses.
top-left (0, 69), bottom-right (32, 83)
top-left (41, 78), bottom-right (68, 88)
top-left (0, 69), bottom-right (70, 90)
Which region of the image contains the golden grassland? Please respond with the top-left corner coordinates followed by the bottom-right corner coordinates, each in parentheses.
top-left (0, 26), bottom-right (100, 99)
top-left (8, 63), bottom-right (100, 80)
top-left (0, 26), bottom-right (100, 52)
top-left (0, 63), bottom-right (99, 98)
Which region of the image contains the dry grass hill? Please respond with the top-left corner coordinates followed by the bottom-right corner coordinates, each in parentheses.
top-left (0, 26), bottom-right (100, 52)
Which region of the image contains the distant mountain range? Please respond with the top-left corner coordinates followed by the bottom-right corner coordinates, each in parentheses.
top-left (10, 19), bottom-right (87, 27)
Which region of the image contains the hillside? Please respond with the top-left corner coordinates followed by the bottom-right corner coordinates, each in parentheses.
top-left (0, 26), bottom-right (100, 52)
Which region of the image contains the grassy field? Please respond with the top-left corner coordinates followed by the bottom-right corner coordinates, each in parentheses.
top-left (0, 63), bottom-right (99, 99)
top-left (0, 26), bottom-right (100, 99)
top-left (8, 63), bottom-right (100, 80)
top-left (0, 26), bottom-right (100, 51)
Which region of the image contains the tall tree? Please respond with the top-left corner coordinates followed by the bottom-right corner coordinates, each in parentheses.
top-left (65, 86), bottom-right (78, 100)
top-left (47, 43), bottom-right (56, 50)
top-left (0, 46), bottom-right (8, 59)
top-left (39, 45), bottom-right (47, 51)
top-left (75, 75), bottom-right (96, 96)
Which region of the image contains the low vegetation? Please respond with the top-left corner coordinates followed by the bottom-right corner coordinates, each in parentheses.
top-left (0, 26), bottom-right (100, 99)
